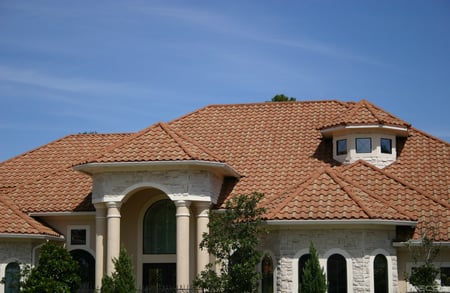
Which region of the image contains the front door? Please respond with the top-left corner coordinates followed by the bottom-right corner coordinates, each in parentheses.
top-left (143, 263), bottom-right (176, 292)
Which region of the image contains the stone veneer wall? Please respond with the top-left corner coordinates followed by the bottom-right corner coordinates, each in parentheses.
top-left (0, 240), bottom-right (36, 292)
top-left (260, 226), bottom-right (398, 293)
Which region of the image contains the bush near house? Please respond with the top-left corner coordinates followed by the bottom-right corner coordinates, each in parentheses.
top-left (194, 192), bottom-right (266, 293)
top-left (300, 242), bottom-right (327, 293)
top-left (101, 247), bottom-right (137, 293)
top-left (22, 242), bottom-right (81, 293)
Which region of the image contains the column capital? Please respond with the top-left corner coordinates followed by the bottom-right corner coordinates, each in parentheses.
top-left (105, 201), bottom-right (122, 209)
top-left (195, 201), bottom-right (210, 218)
top-left (174, 200), bottom-right (191, 208)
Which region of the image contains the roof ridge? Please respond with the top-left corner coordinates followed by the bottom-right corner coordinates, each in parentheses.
top-left (268, 168), bottom-right (326, 218)
top-left (344, 160), bottom-right (450, 210)
top-left (80, 124), bottom-right (154, 164)
top-left (360, 100), bottom-right (385, 123)
top-left (325, 168), bottom-right (376, 218)
top-left (363, 100), bottom-right (411, 127)
top-left (160, 123), bottom-right (224, 161)
top-left (333, 167), bottom-right (417, 220)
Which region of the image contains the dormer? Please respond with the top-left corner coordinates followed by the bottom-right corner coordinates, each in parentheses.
top-left (320, 100), bottom-right (410, 168)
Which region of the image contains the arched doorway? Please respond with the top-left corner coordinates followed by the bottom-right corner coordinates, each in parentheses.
top-left (70, 249), bottom-right (95, 292)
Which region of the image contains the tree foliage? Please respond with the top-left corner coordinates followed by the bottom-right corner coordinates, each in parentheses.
top-left (300, 242), bottom-right (327, 293)
top-left (194, 192), bottom-right (266, 293)
top-left (21, 242), bottom-right (81, 293)
top-left (270, 94), bottom-right (296, 102)
top-left (101, 247), bottom-right (137, 293)
top-left (407, 227), bottom-right (441, 293)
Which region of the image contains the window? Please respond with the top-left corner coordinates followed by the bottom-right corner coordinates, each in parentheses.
top-left (374, 254), bottom-right (388, 293)
top-left (441, 267), bottom-right (450, 286)
top-left (327, 254), bottom-right (347, 293)
top-left (336, 139), bottom-right (347, 155)
top-left (298, 254), bottom-right (311, 292)
top-left (71, 229), bottom-right (87, 245)
top-left (143, 199), bottom-right (176, 254)
top-left (5, 262), bottom-right (20, 293)
top-left (261, 255), bottom-right (274, 293)
top-left (380, 138), bottom-right (392, 154)
top-left (356, 137), bottom-right (372, 153)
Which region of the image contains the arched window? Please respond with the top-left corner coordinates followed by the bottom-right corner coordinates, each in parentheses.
top-left (261, 254), bottom-right (274, 293)
top-left (143, 199), bottom-right (176, 254)
top-left (374, 254), bottom-right (388, 293)
top-left (298, 253), bottom-right (311, 291)
top-left (70, 249), bottom-right (95, 291)
top-left (327, 254), bottom-right (347, 293)
top-left (5, 262), bottom-right (20, 293)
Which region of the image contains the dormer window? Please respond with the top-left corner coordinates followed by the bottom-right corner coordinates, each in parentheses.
top-left (380, 138), bottom-right (392, 154)
top-left (336, 139), bottom-right (347, 155)
top-left (356, 138), bottom-right (372, 153)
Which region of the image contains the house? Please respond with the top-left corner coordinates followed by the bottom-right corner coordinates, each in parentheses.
top-left (0, 99), bottom-right (449, 292)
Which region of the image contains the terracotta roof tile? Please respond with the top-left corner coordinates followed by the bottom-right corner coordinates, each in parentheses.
top-left (0, 189), bottom-right (60, 236)
top-left (267, 167), bottom-right (414, 221)
top-left (86, 122), bottom-right (225, 163)
top-left (341, 160), bottom-right (450, 241)
top-left (321, 99), bottom-right (411, 129)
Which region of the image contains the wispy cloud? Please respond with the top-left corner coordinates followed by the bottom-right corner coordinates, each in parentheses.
top-left (0, 65), bottom-right (159, 98)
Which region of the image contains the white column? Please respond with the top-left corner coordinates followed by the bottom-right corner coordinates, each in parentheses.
top-left (175, 200), bottom-right (191, 288)
top-left (94, 203), bottom-right (106, 290)
top-left (106, 201), bottom-right (121, 275)
top-left (196, 202), bottom-right (210, 275)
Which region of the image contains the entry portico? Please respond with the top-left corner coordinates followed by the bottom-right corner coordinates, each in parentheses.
top-left (75, 160), bottom-right (240, 290)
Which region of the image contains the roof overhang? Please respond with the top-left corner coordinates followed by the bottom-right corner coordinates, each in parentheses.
top-left (74, 160), bottom-right (241, 178)
top-left (29, 211), bottom-right (96, 217)
top-left (265, 219), bottom-right (417, 227)
top-left (320, 124), bottom-right (409, 137)
top-left (0, 233), bottom-right (65, 241)
top-left (393, 241), bottom-right (450, 247)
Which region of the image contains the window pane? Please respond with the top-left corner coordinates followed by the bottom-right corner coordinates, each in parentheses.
top-left (327, 254), bottom-right (347, 293)
top-left (380, 138), bottom-right (392, 154)
top-left (71, 229), bottom-right (87, 245)
top-left (5, 262), bottom-right (20, 293)
top-left (374, 254), bottom-right (388, 293)
top-left (441, 267), bottom-right (450, 286)
top-left (71, 249), bottom-right (95, 290)
top-left (299, 254), bottom-right (311, 292)
top-left (337, 139), bottom-right (347, 155)
top-left (356, 138), bottom-right (372, 153)
top-left (143, 199), bottom-right (176, 254)
top-left (261, 255), bottom-right (274, 293)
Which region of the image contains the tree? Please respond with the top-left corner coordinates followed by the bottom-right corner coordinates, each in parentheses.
top-left (22, 242), bottom-right (81, 293)
top-left (194, 192), bottom-right (266, 293)
top-left (300, 242), bottom-right (327, 293)
top-left (270, 94), bottom-right (296, 102)
top-left (101, 247), bottom-right (136, 293)
top-left (407, 227), bottom-right (440, 293)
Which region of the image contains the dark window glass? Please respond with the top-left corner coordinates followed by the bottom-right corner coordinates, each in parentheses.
top-left (261, 255), bottom-right (274, 293)
top-left (299, 254), bottom-right (311, 292)
top-left (5, 262), bottom-right (20, 293)
top-left (336, 139), bottom-right (348, 155)
top-left (143, 199), bottom-right (176, 254)
top-left (71, 249), bottom-right (95, 291)
top-left (143, 263), bottom-right (176, 290)
top-left (441, 267), bottom-right (450, 286)
top-left (327, 254), bottom-right (347, 293)
top-left (380, 138), bottom-right (392, 154)
top-left (356, 138), bottom-right (372, 153)
top-left (374, 254), bottom-right (388, 293)
top-left (71, 229), bottom-right (87, 245)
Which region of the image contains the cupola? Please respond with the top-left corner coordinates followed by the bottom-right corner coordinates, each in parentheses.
top-left (320, 100), bottom-right (410, 168)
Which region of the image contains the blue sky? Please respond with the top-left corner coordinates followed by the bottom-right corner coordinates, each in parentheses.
top-left (1, 0), bottom-right (449, 161)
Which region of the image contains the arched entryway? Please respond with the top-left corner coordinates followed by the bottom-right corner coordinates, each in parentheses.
top-left (70, 249), bottom-right (95, 292)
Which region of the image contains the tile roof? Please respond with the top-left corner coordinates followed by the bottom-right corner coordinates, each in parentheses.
top-left (267, 167), bottom-right (415, 221)
top-left (0, 188), bottom-right (60, 237)
top-left (1, 100), bottom-right (449, 241)
top-left (84, 122), bottom-right (224, 163)
top-left (320, 99), bottom-right (411, 129)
